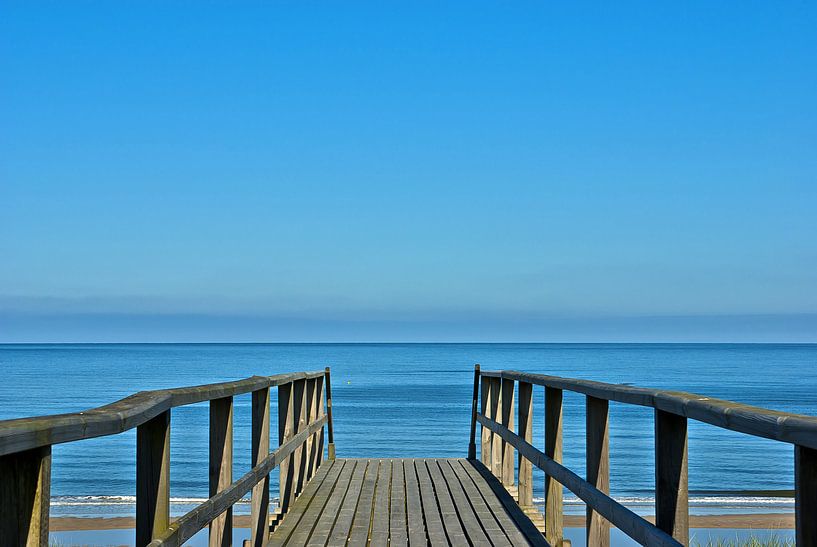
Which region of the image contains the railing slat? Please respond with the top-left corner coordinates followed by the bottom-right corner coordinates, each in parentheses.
top-left (480, 375), bottom-right (492, 468)
top-left (324, 367), bottom-right (336, 460)
top-left (586, 396), bottom-right (610, 547)
top-left (655, 410), bottom-right (689, 545)
top-left (137, 410), bottom-right (171, 547)
top-left (491, 377), bottom-right (503, 478)
top-left (518, 381), bottom-right (533, 508)
top-left (795, 444), bottom-right (817, 546)
top-left (209, 397), bottom-right (233, 547)
top-left (250, 387), bottom-right (270, 547)
top-left (545, 386), bottom-right (564, 547)
top-left (501, 378), bottom-right (515, 488)
top-left (0, 445), bottom-right (51, 547)
top-left (278, 382), bottom-right (295, 514)
top-left (468, 364), bottom-right (480, 460)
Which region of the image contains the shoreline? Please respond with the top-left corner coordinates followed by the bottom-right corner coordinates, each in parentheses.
top-left (50, 513), bottom-right (795, 532)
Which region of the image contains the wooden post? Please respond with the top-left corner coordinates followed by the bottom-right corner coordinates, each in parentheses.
top-left (209, 397), bottom-right (233, 547)
top-left (491, 377), bottom-right (503, 478)
top-left (250, 387), bottom-right (270, 547)
top-left (480, 375), bottom-right (492, 467)
top-left (278, 381), bottom-right (295, 514)
top-left (303, 378), bottom-right (317, 482)
top-left (136, 410), bottom-right (170, 547)
top-left (795, 444), bottom-right (817, 546)
top-left (468, 364), bottom-right (480, 460)
top-left (291, 379), bottom-right (307, 498)
top-left (501, 378), bottom-right (515, 488)
top-left (324, 367), bottom-right (335, 460)
top-left (0, 445), bottom-right (51, 547)
top-left (313, 375), bottom-right (325, 472)
top-left (586, 396), bottom-right (610, 547)
top-left (655, 410), bottom-right (689, 545)
top-left (545, 387), bottom-right (563, 547)
top-left (518, 381), bottom-right (533, 508)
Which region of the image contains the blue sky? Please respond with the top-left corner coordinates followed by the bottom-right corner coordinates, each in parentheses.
top-left (1, 2), bottom-right (816, 342)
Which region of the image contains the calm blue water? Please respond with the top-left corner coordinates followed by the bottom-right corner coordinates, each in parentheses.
top-left (1, 343), bottom-right (814, 519)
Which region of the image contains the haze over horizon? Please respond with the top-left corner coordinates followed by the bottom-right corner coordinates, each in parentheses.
top-left (2, 2), bottom-right (816, 342)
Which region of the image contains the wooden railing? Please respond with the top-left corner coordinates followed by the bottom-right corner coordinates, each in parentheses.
top-left (0, 368), bottom-right (336, 547)
top-left (467, 366), bottom-right (817, 547)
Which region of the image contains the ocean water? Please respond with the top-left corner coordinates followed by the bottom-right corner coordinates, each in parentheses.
top-left (1, 343), bottom-right (814, 519)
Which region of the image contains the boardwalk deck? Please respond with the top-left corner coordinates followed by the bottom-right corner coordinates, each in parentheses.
top-left (268, 458), bottom-right (549, 547)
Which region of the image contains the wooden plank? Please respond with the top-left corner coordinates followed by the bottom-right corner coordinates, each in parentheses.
top-left (308, 459), bottom-right (358, 546)
top-left (348, 459), bottom-right (380, 546)
top-left (209, 397), bottom-right (233, 547)
top-left (291, 379), bottom-right (308, 500)
top-left (303, 378), bottom-right (318, 483)
top-left (324, 367), bottom-right (335, 460)
top-left (491, 377), bottom-right (503, 478)
top-left (795, 445), bottom-right (817, 547)
top-left (414, 458), bottom-right (448, 546)
top-left (389, 460), bottom-right (407, 546)
top-left (469, 364), bottom-right (481, 460)
top-left (586, 396), bottom-right (610, 547)
top-left (403, 459), bottom-right (427, 547)
top-left (267, 459), bottom-right (338, 546)
top-left (481, 375), bottom-right (493, 468)
top-left (328, 459), bottom-right (368, 545)
top-left (461, 459), bottom-right (548, 547)
top-left (501, 379), bottom-right (516, 488)
top-left (136, 410), bottom-right (170, 547)
top-left (426, 459), bottom-right (467, 544)
top-left (0, 445), bottom-right (51, 547)
top-left (250, 387), bottom-right (270, 547)
top-left (655, 409), bottom-right (688, 545)
top-left (284, 459), bottom-right (347, 546)
top-left (544, 386), bottom-right (563, 547)
top-left (370, 460), bottom-right (392, 547)
top-left (311, 376), bottom-right (325, 475)
top-left (437, 459), bottom-right (491, 546)
top-left (448, 458), bottom-right (513, 547)
top-left (518, 381), bottom-right (533, 508)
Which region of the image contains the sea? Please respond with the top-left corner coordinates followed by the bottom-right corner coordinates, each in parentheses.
top-left (1, 343), bottom-right (814, 523)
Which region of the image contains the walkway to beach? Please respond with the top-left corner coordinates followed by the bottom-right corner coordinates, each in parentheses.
top-left (268, 458), bottom-right (546, 547)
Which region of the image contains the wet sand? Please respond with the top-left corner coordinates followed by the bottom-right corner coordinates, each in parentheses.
top-left (49, 513), bottom-right (795, 531)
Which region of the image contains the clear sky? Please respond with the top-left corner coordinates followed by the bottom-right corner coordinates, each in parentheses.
top-left (1, 2), bottom-right (816, 342)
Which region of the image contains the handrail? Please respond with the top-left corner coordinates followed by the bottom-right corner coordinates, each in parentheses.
top-left (0, 368), bottom-right (335, 547)
top-left (0, 370), bottom-right (325, 456)
top-left (481, 370), bottom-right (817, 450)
top-left (470, 367), bottom-right (817, 547)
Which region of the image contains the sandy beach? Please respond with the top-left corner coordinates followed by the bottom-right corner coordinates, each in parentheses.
top-left (49, 513), bottom-right (795, 532)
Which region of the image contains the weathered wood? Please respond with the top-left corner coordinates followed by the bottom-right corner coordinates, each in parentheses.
top-left (414, 459), bottom-right (448, 545)
top-left (404, 459), bottom-right (427, 546)
top-left (501, 378), bottom-right (515, 488)
top-left (468, 364), bottom-right (480, 460)
top-left (150, 415), bottom-right (328, 547)
top-left (480, 370), bottom-right (817, 450)
top-left (209, 397), bottom-right (233, 547)
top-left (795, 444), bottom-right (816, 546)
top-left (586, 396), bottom-right (610, 547)
top-left (437, 459), bottom-right (491, 546)
top-left (291, 379), bottom-right (307, 499)
top-left (426, 459), bottom-right (467, 544)
top-left (518, 381), bottom-right (533, 508)
top-left (449, 459), bottom-right (514, 547)
top-left (0, 445), bottom-right (51, 547)
top-left (303, 378), bottom-right (318, 483)
top-left (349, 459), bottom-right (380, 546)
top-left (477, 414), bottom-right (681, 546)
top-left (312, 376), bottom-right (325, 474)
top-left (389, 460), bottom-right (407, 546)
top-left (328, 459), bottom-right (367, 545)
top-left (137, 410), bottom-right (171, 547)
top-left (370, 460), bottom-right (392, 547)
top-left (0, 372), bottom-right (325, 457)
top-left (308, 460), bottom-right (356, 545)
top-left (324, 367), bottom-right (336, 460)
top-left (277, 381), bottom-right (295, 514)
top-left (480, 375), bottom-right (492, 468)
top-left (655, 410), bottom-right (689, 545)
top-left (491, 377), bottom-right (503, 478)
top-left (250, 387), bottom-right (270, 547)
top-left (545, 386), bottom-right (564, 547)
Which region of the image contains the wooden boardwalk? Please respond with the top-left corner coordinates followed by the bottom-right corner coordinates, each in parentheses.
top-left (269, 458), bottom-right (548, 546)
